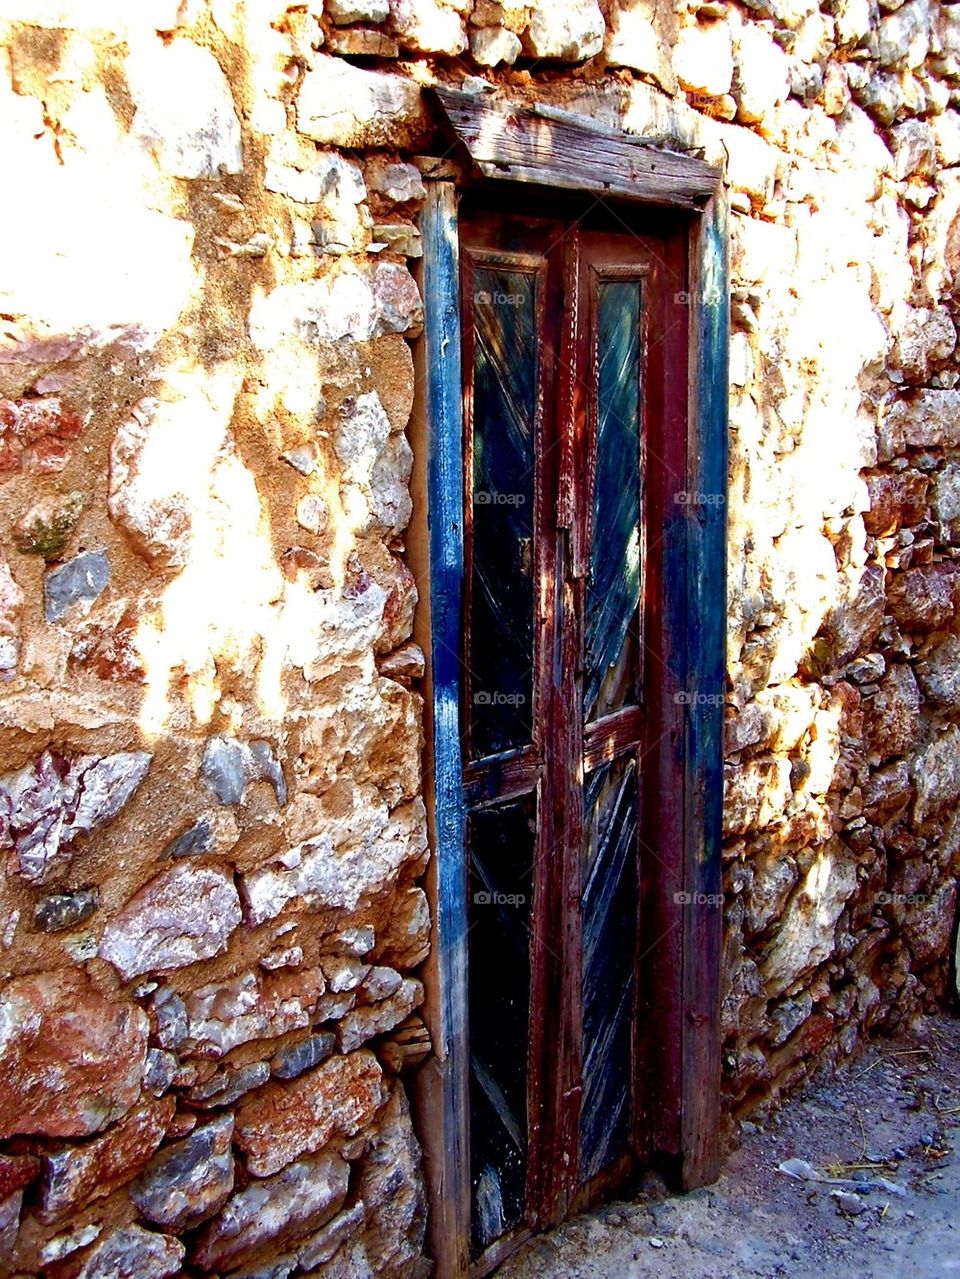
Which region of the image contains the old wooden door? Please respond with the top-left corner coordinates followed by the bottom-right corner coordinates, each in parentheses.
top-left (458, 198), bottom-right (689, 1262)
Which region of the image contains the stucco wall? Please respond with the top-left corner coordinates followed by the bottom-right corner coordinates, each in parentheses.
top-left (0, 0), bottom-right (957, 1274)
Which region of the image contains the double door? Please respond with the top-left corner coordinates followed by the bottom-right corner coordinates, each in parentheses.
top-left (459, 200), bottom-right (688, 1258)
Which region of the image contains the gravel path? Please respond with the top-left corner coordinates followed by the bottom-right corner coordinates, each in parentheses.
top-left (497, 1012), bottom-right (960, 1279)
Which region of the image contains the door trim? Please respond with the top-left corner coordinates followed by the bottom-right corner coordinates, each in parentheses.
top-left (412, 148), bottom-right (728, 1278)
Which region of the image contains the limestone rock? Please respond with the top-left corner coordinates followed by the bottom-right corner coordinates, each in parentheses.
top-left (732, 23), bottom-right (789, 122)
top-left (888, 563), bottom-right (960, 632)
top-left (605, 0), bottom-right (676, 93)
top-left (187, 1060), bottom-right (271, 1107)
top-left (336, 393), bottom-right (413, 537)
top-left (327, 0), bottom-right (390, 22)
top-left (378, 887), bottom-right (431, 968)
top-left (33, 887), bottom-right (98, 934)
top-left (675, 20), bottom-right (734, 96)
top-left (131, 1113), bottom-right (234, 1230)
top-left (743, 854), bottom-right (798, 938)
top-left (265, 150), bottom-right (366, 210)
top-left (191, 1151), bottom-right (349, 1271)
top-left (0, 1189), bottom-right (21, 1258)
top-left (339, 979), bottom-right (424, 1052)
top-left (128, 40), bottom-right (242, 179)
top-left (880, 391), bottom-right (960, 460)
top-left (201, 736), bottom-right (287, 807)
top-left (864, 664), bottom-right (920, 761)
top-left (889, 120), bottom-right (937, 180)
top-left (469, 24), bottom-right (522, 64)
top-left (249, 263), bottom-right (421, 349)
top-left (862, 468), bottom-right (928, 536)
top-left (916, 634), bottom-right (960, 707)
top-left (235, 1050), bottom-right (384, 1176)
top-left (893, 307), bottom-right (956, 384)
top-left (723, 757), bottom-right (792, 836)
top-left (863, 760), bottom-right (913, 823)
top-left (54, 1224), bottom-right (184, 1279)
top-left (44, 550), bottom-right (110, 622)
top-left (240, 798), bottom-right (427, 925)
top-left (0, 748), bottom-right (150, 884)
top-left (271, 1032), bottom-right (337, 1079)
top-left (877, 0), bottom-right (929, 68)
top-left (365, 160), bottom-right (426, 204)
top-left (0, 553), bottom-right (23, 676)
top-left (761, 840), bottom-right (857, 996)
top-left (40, 1096), bottom-right (174, 1220)
top-left (99, 863), bottom-right (242, 982)
top-left (524, 0), bottom-right (605, 60)
top-left (0, 971), bottom-right (147, 1138)
top-left (298, 58), bottom-right (427, 148)
top-left (181, 968), bottom-right (326, 1058)
top-left (912, 726), bottom-right (960, 826)
top-left (356, 1088), bottom-right (426, 1278)
top-left (822, 565), bottom-right (885, 665)
top-left (14, 491), bottom-right (84, 560)
top-left (389, 0), bottom-right (467, 53)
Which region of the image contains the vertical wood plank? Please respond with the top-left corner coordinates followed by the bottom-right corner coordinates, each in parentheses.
top-left (412, 180), bottom-right (471, 1278)
top-left (680, 184), bottom-right (729, 1189)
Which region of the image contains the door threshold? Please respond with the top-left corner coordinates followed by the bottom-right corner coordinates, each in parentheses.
top-left (471, 1226), bottom-right (533, 1279)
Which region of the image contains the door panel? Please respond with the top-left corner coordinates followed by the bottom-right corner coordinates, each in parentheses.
top-left (459, 202), bottom-right (685, 1262)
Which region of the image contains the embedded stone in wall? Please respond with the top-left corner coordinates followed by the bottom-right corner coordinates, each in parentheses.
top-left (0, 552), bottom-right (23, 677)
top-left (201, 736), bottom-right (287, 807)
top-left (888, 563), bottom-right (960, 632)
top-left (524, 0), bottom-right (604, 60)
top-left (822, 564), bottom-right (885, 666)
top-left (128, 39), bottom-right (242, 179)
top-left (389, 0), bottom-right (467, 53)
top-left (335, 393), bottom-right (413, 537)
top-left (365, 159), bottom-right (425, 204)
top-left (187, 1060), bottom-right (271, 1108)
top-left (54, 1224), bottom-right (184, 1279)
top-left (249, 263), bottom-right (422, 350)
top-left (723, 757), bottom-right (792, 836)
top-left (327, 0), bottom-right (390, 21)
top-left (356, 1087), bottom-right (426, 1279)
top-left (14, 491), bottom-right (85, 560)
top-left (378, 886), bottom-right (430, 968)
top-left (191, 1150), bottom-right (349, 1272)
top-left (469, 25), bottom-right (522, 65)
top-left (44, 550), bottom-right (110, 622)
top-left (862, 760), bottom-right (912, 823)
top-left (0, 1154), bottom-right (39, 1202)
top-left (0, 749), bottom-right (151, 885)
top-left (674, 20), bottom-right (734, 96)
top-left (130, 1113), bottom-right (234, 1231)
top-left (98, 863), bottom-right (242, 982)
top-left (879, 390), bottom-right (960, 460)
top-left (181, 968), bottom-right (326, 1058)
top-left (0, 396), bottom-right (83, 478)
top-left (39, 1096), bottom-right (175, 1220)
top-left (761, 839), bottom-right (857, 997)
top-left (271, 1031), bottom-right (337, 1079)
top-left (915, 634), bottom-right (960, 708)
top-left (234, 1050), bottom-right (384, 1176)
top-left (0, 971), bottom-right (147, 1138)
top-left (893, 307), bottom-right (956, 384)
top-left (911, 725), bottom-right (960, 826)
top-left (265, 149), bottom-right (366, 210)
top-left (297, 57), bottom-right (427, 148)
top-left (339, 978), bottom-right (424, 1053)
top-left (240, 798), bottom-right (428, 924)
top-left (864, 663), bottom-right (920, 761)
top-left (862, 468), bottom-right (928, 537)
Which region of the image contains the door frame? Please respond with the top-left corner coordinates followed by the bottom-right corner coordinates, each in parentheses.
top-left (409, 99), bottom-right (729, 1279)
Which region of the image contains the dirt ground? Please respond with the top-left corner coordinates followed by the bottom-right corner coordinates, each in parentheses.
top-left (497, 1012), bottom-right (960, 1279)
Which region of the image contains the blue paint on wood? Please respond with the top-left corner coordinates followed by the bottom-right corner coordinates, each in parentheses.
top-left (420, 182), bottom-right (472, 1272)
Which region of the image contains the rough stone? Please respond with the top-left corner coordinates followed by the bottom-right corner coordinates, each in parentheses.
top-left (150, 986), bottom-right (188, 1051)
top-left (335, 393), bottom-right (413, 537)
top-left (864, 664), bottom-right (920, 760)
top-left (130, 1113), bottom-right (234, 1230)
top-left (378, 887), bottom-right (430, 968)
top-left (13, 491), bottom-right (84, 560)
top-left (524, 0), bottom-right (605, 60)
top-left (327, 0), bottom-right (390, 22)
top-left (912, 726), bottom-right (960, 825)
top-left (44, 550), bottom-right (110, 622)
top-left (99, 863), bottom-right (242, 982)
top-left (53, 1224), bottom-right (184, 1279)
top-left (265, 151), bottom-right (366, 210)
top-left (128, 40), bottom-right (242, 179)
top-left (888, 563), bottom-right (960, 632)
top-left (297, 58), bottom-right (427, 148)
top-left (0, 1154), bottom-right (40, 1201)
top-left (389, 0), bottom-right (467, 53)
top-left (915, 634), bottom-right (960, 707)
top-left (339, 979), bottom-right (424, 1053)
top-left (880, 391), bottom-right (960, 460)
top-left (862, 469), bottom-right (928, 536)
top-left (863, 760), bottom-right (913, 823)
top-left (33, 887), bottom-right (98, 934)
top-left (356, 1088), bottom-right (426, 1278)
top-left (192, 1151), bottom-right (349, 1272)
top-left (39, 1223), bottom-right (102, 1266)
top-left (0, 553), bottom-right (23, 676)
top-left (761, 840), bottom-right (858, 996)
top-left (297, 1203), bottom-right (366, 1270)
top-left (39, 1096), bottom-right (174, 1220)
top-left (187, 1060), bottom-right (271, 1108)
top-left (271, 1032), bottom-right (337, 1080)
top-left (182, 968), bottom-right (326, 1058)
top-left (234, 1050), bottom-right (384, 1177)
top-left (201, 737), bottom-right (287, 808)
top-left (0, 971), bottom-right (147, 1138)
top-left (0, 748), bottom-right (151, 885)
top-left (893, 307), bottom-right (956, 384)
top-left (469, 24), bottom-right (522, 64)
top-left (365, 160), bottom-right (425, 204)
top-left (723, 758), bottom-right (793, 836)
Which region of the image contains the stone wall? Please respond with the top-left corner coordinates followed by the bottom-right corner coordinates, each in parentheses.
top-left (0, 0), bottom-right (957, 1274)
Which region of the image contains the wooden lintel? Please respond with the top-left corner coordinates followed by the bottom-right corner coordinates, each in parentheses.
top-left (430, 86), bottom-right (721, 211)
